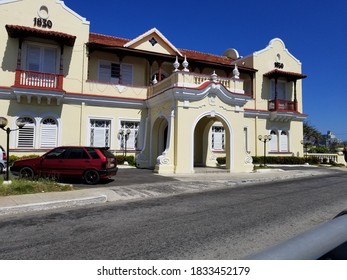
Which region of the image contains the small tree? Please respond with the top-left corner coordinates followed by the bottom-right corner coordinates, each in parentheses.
top-left (303, 121), bottom-right (322, 145)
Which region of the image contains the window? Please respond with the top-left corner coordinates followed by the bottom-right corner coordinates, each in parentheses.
top-left (269, 130), bottom-right (289, 152)
top-left (26, 44), bottom-right (57, 74)
top-left (17, 117), bottom-right (35, 148)
top-left (99, 61), bottom-right (133, 85)
top-left (40, 117), bottom-right (58, 148)
top-left (269, 130), bottom-right (278, 152)
top-left (211, 125), bottom-right (225, 151)
top-left (45, 147), bottom-right (67, 159)
top-left (271, 80), bottom-right (286, 100)
top-left (119, 121), bottom-right (140, 150)
top-left (244, 127), bottom-right (249, 152)
top-left (280, 131), bottom-right (289, 152)
top-left (90, 119), bottom-right (111, 147)
top-left (66, 148), bottom-right (90, 159)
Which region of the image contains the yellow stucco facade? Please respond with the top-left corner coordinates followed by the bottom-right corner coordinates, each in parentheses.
top-left (0, 0), bottom-right (307, 174)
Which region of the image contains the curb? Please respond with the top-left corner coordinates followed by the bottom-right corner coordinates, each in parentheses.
top-left (0, 195), bottom-right (107, 216)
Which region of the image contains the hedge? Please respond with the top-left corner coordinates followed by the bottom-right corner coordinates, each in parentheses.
top-left (217, 156), bottom-right (321, 165)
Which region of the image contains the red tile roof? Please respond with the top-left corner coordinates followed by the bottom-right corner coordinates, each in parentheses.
top-left (89, 32), bottom-right (128, 47)
top-left (89, 32), bottom-right (238, 67)
top-left (264, 69), bottom-right (307, 80)
top-left (5, 25), bottom-right (76, 46)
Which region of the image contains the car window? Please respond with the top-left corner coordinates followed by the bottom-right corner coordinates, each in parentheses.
top-left (45, 147), bottom-right (67, 159)
top-left (66, 148), bottom-right (90, 159)
top-left (99, 148), bottom-right (115, 158)
top-left (85, 147), bottom-right (100, 159)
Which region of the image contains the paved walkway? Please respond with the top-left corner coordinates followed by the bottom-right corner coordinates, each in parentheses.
top-left (0, 165), bottom-right (342, 216)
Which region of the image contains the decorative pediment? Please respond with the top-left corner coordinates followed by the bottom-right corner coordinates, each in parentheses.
top-left (123, 28), bottom-right (183, 56)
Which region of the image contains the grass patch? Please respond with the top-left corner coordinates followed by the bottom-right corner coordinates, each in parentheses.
top-left (0, 177), bottom-right (74, 196)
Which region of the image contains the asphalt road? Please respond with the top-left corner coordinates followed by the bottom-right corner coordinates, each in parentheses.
top-left (0, 171), bottom-right (346, 260)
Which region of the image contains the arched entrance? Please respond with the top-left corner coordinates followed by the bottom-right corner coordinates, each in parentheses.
top-left (193, 114), bottom-right (232, 171)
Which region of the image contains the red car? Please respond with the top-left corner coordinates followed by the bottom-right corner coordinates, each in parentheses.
top-left (10, 146), bottom-right (118, 184)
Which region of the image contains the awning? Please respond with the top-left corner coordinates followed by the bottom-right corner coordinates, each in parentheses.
top-left (264, 69), bottom-right (307, 80)
top-left (5, 24), bottom-right (76, 47)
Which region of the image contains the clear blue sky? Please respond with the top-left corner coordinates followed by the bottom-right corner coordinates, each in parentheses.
top-left (64, 0), bottom-right (347, 140)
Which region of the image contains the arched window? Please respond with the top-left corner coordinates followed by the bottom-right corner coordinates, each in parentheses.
top-left (280, 130), bottom-right (289, 152)
top-left (40, 117), bottom-right (58, 148)
top-left (269, 130), bottom-right (278, 152)
top-left (17, 117), bottom-right (35, 148)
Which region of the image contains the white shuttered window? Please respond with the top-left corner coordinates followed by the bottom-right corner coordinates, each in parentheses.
top-left (269, 130), bottom-right (278, 152)
top-left (40, 118), bottom-right (58, 148)
top-left (90, 119), bottom-right (111, 147)
top-left (99, 61), bottom-right (133, 85)
top-left (211, 126), bottom-right (225, 151)
top-left (119, 121), bottom-right (139, 150)
top-left (17, 117), bottom-right (35, 148)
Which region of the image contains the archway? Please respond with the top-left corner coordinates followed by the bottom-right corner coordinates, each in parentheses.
top-left (193, 114), bottom-right (232, 171)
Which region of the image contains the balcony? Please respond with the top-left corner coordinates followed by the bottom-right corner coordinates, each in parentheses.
top-left (14, 69), bottom-right (64, 91)
top-left (148, 71), bottom-right (246, 99)
top-left (268, 99), bottom-right (297, 112)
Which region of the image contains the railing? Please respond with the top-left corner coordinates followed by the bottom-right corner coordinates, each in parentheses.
top-left (268, 99), bottom-right (297, 112)
top-left (14, 69), bottom-right (63, 91)
top-left (148, 71), bottom-right (245, 98)
top-left (307, 153), bottom-right (344, 164)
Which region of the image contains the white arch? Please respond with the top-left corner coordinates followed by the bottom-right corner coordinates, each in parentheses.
top-left (190, 110), bottom-right (234, 173)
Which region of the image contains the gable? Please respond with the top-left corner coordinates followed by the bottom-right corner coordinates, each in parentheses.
top-left (124, 28), bottom-right (182, 56)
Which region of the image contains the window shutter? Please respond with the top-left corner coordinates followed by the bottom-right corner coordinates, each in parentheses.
top-left (99, 62), bottom-right (111, 82)
top-left (280, 131), bottom-right (288, 152)
top-left (42, 48), bottom-right (56, 74)
top-left (120, 64), bottom-right (133, 85)
top-left (18, 126), bottom-right (35, 148)
top-left (26, 46), bottom-right (40, 71)
top-left (269, 131), bottom-right (278, 152)
top-left (40, 118), bottom-right (57, 148)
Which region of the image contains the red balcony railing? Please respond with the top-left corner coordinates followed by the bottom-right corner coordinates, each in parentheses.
top-left (14, 69), bottom-right (63, 91)
top-left (268, 99), bottom-right (297, 112)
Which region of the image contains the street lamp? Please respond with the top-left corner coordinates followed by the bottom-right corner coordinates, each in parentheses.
top-left (119, 128), bottom-right (131, 157)
top-left (0, 117), bottom-right (26, 183)
top-left (258, 134), bottom-right (272, 167)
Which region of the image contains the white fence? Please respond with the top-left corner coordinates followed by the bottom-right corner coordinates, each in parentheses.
top-left (307, 153), bottom-right (346, 165)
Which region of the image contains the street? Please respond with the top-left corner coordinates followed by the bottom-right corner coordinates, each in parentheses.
top-left (0, 170), bottom-right (346, 259)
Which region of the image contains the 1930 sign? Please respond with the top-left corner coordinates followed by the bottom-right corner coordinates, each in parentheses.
top-left (33, 17), bottom-right (52, 29)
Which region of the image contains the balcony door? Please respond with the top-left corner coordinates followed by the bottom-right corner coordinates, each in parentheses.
top-left (23, 43), bottom-right (59, 88)
top-left (26, 44), bottom-right (57, 74)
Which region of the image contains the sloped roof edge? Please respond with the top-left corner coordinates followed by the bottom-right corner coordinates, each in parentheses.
top-left (123, 27), bottom-right (183, 56)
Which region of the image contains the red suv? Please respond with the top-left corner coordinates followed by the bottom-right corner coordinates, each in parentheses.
top-left (10, 146), bottom-right (118, 184)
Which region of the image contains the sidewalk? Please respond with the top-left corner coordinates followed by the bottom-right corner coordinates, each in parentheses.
top-left (0, 166), bottom-right (339, 216)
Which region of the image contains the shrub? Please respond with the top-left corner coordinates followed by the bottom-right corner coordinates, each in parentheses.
top-left (116, 155), bottom-right (136, 166)
top-left (216, 157), bottom-right (226, 165)
top-left (217, 156), bottom-right (321, 165)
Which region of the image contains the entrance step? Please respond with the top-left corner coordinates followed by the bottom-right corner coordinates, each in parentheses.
top-left (194, 167), bottom-right (228, 173)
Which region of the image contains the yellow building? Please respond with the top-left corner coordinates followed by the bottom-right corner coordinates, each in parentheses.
top-left (0, 0), bottom-right (307, 174)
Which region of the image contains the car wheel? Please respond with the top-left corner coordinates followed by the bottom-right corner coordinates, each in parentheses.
top-left (19, 167), bottom-right (35, 180)
top-left (84, 169), bottom-right (100, 185)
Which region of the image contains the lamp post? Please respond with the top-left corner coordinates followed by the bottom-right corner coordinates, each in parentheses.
top-left (119, 128), bottom-right (131, 158)
top-left (258, 134), bottom-right (272, 167)
top-left (0, 117), bottom-right (26, 183)
top-left (300, 140), bottom-right (309, 163)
